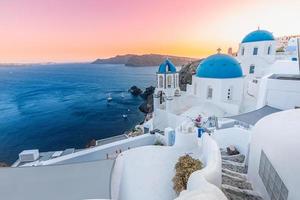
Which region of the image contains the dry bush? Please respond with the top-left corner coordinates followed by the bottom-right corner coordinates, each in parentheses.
top-left (172, 154), bottom-right (203, 194)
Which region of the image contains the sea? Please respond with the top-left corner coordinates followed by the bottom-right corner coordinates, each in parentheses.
top-left (0, 63), bottom-right (157, 164)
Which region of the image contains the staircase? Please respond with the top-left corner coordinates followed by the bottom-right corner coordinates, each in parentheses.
top-left (220, 149), bottom-right (263, 200)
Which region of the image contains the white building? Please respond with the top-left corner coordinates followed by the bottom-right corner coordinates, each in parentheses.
top-left (153, 59), bottom-right (180, 112)
top-left (190, 53), bottom-right (244, 115)
top-left (237, 29), bottom-right (277, 78)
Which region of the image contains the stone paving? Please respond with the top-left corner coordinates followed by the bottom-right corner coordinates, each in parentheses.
top-left (220, 149), bottom-right (263, 200)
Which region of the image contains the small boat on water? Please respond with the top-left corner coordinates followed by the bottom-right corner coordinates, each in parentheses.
top-left (121, 92), bottom-right (125, 98)
top-left (107, 93), bottom-right (112, 102)
top-left (122, 114), bottom-right (128, 119)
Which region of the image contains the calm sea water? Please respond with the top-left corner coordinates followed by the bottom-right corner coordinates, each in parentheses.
top-left (0, 63), bottom-right (157, 164)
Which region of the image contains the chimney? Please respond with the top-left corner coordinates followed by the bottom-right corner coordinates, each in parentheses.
top-left (228, 47), bottom-right (233, 56)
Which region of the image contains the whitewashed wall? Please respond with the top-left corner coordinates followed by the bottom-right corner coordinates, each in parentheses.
top-left (192, 77), bottom-right (244, 115)
top-left (265, 78), bottom-right (300, 110)
top-left (187, 133), bottom-right (222, 189)
top-left (42, 134), bottom-right (156, 165)
top-left (153, 109), bottom-right (187, 130)
top-left (0, 159), bottom-right (114, 200)
top-left (248, 109), bottom-right (300, 200)
top-left (212, 127), bottom-right (251, 157)
top-left (237, 40), bottom-right (276, 77)
top-left (268, 60), bottom-right (299, 75)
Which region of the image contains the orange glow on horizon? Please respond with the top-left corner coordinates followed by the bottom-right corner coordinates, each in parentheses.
top-left (0, 0), bottom-right (299, 63)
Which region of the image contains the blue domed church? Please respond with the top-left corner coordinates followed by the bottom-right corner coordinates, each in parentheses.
top-left (237, 29), bottom-right (276, 78)
top-left (152, 53), bottom-right (245, 122)
top-left (151, 27), bottom-right (299, 132)
top-left (154, 59), bottom-right (180, 112)
top-left (187, 53), bottom-right (244, 114)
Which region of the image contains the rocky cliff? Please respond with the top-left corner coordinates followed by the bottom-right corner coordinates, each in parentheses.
top-left (92, 54), bottom-right (196, 67)
top-left (179, 59), bottom-right (202, 91)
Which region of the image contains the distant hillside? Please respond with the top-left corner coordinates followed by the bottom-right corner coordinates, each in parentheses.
top-left (91, 54), bottom-right (135, 65)
top-left (92, 54), bottom-right (196, 67)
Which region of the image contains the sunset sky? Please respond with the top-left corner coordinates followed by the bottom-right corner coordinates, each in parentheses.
top-left (0, 0), bottom-right (299, 63)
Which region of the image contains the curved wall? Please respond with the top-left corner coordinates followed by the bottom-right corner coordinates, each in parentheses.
top-left (187, 133), bottom-right (222, 189)
top-left (248, 109), bottom-right (300, 200)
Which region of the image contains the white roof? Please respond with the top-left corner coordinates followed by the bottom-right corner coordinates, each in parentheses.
top-left (19, 149), bottom-right (39, 155)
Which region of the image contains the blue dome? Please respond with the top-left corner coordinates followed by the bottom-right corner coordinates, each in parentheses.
top-left (196, 54), bottom-right (243, 79)
top-left (158, 59), bottom-right (176, 73)
top-left (242, 30), bottom-right (275, 43)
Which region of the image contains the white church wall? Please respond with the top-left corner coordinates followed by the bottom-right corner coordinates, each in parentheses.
top-left (186, 84), bottom-right (193, 95)
top-left (247, 78), bottom-right (260, 98)
top-left (196, 78), bottom-right (222, 102)
top-left (238, 41), bottom-right (276, 58)
top-left (248, 109), bottom-right (300, 200)
top-left (237, 40), bottom-right (276, 77)
top-left (220, 78), bottom-right (244, 104)
top-left (192, 77), bottom-right (243, 115)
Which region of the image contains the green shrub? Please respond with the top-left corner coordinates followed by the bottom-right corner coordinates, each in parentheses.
top-left (172, 154), bottom-right (203, 194)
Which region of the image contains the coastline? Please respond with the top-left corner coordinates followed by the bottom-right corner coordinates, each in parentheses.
top-left (0, 64), bottom-right (156, 164)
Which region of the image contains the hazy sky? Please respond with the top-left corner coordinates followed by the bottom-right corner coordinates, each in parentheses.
top-left (0, 0), bottom-right (299, 63)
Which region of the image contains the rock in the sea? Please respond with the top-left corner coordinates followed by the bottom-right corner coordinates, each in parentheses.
top-left (86, 139), bottom-right (97, 148)
top-left (140, 86), bottom-right (155, 99)
top-left (129, 86), bottom-right (142, 96)
top-left (139, 94), bottom-right (153, 113)
top-left (0, 162), bottom-right (9, 167)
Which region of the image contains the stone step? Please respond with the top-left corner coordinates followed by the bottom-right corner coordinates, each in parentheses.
top-left (222, 154), bottom-right (245, 163)
top-left (222, 184), bottom-right (263, 200)
top-left (222, 168), bottom-right (247, 181)
top-left (222, 160), bottom-right (248, 174)
top-left (221, 149), bottom-right (232, 156)
top-left (222, 173), bottom-right (253, 190)
top-left (220, 148), bottom-right (240, 156)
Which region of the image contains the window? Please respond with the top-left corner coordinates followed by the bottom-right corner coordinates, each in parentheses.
top-left (227, 87), bottom-right (233, 100)
top-left (249, 65), bottom-right (255, 74)
top-left (253, 47), bottom-right (258, 55)
top-left (207, 86), bottom-right (213, 99)
top-left (241, 47), bottom-right (245, 56)
top-left (167, 76), bottom-right (172, 88)
top-left (259, 150), bottom-right (289, 200)
top-left (159, 76), bottom-right (163, 88)
top-left (267, 46), bottom-right (271, 55)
